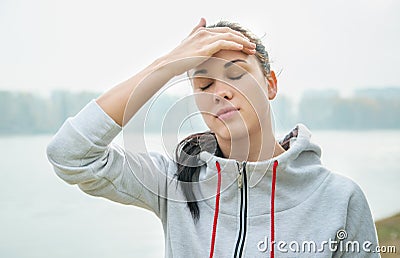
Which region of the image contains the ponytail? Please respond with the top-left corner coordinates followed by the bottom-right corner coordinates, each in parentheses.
top-left (174, 131), bottom-right (223, 222)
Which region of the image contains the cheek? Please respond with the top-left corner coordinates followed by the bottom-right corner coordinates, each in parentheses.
top-left (237, 77), bottom-right (270, 121)
top-left (193, 93), bottom-right (218, 130)
top-left (194, 92), bottom-right (214, 114)
top-left (239, 74), bottom-right (268, 100)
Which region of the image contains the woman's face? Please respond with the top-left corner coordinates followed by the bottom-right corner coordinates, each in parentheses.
top-left (189, 50), bottom-right (277, 141)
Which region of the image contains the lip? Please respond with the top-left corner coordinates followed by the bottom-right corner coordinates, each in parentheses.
top-left (216, 107), bottom-right (240, 118)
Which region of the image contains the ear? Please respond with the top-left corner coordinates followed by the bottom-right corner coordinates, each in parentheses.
top-left (266, 70), bottom-right (278, 100)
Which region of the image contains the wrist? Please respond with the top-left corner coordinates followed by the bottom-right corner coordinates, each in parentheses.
top-left (147, 54), bottom-right (177, 78)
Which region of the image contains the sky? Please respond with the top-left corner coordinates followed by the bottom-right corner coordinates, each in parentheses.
top-left (1, 0), bottom-right (399, 98)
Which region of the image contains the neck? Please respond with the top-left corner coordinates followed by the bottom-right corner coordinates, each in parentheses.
top-left (216, 126), bottom-right (286, 162)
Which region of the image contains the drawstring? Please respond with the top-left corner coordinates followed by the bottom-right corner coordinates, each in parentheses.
top-left (270, 160), bottom-right (279, 258)
top-left (209, 161), bottom-right (222, 258)
top-left (209, 160), bottom-right (278, 258)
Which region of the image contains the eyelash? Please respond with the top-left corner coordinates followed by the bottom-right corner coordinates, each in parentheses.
top-left (200, 83), bottom-right (212, 91)
top-left (229, 73), bottom-right (246, 80)
top-left (199, 73), bottom-right (246, 91)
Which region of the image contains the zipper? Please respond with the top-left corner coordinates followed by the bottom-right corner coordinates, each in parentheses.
top-left (237, 162), bottom-right (244, 188)
top-left (233, 161), bottom-right (248, 257)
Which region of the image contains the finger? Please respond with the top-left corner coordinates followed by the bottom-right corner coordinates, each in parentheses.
top-left (189, 17), bottom-right (207, 36)
top-left (211, 32), bottom-right (256, 50)
top-left (206, 39), bottom-right (257, 56)
top-left (242, 47), bottom-right (257, 55)
top-left (206, 40), bottom-right (244, 55)
top-left (206, 27), bottom-right (248, 40)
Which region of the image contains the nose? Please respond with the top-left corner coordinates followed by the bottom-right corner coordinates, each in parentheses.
top-left (213, 80), bottom-right (233, 104)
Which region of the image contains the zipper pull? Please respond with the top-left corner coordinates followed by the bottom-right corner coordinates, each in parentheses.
top-left (237, 161), bottom-right (244, 189)
top-left (237, 172), bottom-right (243, 188)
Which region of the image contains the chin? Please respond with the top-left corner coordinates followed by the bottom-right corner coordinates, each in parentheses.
top-left (214, 125), bottom-right (251, 142)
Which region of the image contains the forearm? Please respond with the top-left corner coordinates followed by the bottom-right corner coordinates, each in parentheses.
top-left (96, 56), bottom-right (174, 126)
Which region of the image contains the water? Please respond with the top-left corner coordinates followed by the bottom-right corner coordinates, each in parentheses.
top-left (0, 131), bottom-right (399, 258)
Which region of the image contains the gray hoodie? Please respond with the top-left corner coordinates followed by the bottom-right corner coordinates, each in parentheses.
top-left (47, 100), bottom-right (380, 258)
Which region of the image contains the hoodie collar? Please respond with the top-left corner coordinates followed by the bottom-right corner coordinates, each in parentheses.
top-left (198, 123), bottom-right (317, 174)
top-left (196, 123), bottom-right (330, 215)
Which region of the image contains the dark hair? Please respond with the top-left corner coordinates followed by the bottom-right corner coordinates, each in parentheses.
top-left (174, 131), bottom-right (223, 222)
top-left (207, 21), bottom-right (271, 78)
top-left (174, 20), bottom-right (271, 222)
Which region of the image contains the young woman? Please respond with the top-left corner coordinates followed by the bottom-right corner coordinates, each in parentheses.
top-left (47, 18), bottom-right (380, 257)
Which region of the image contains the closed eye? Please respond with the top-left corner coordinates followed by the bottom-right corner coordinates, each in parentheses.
top-left (200, 82), bottom-right (213, 91)
top-left (227, 73), bottom-right (246, 80)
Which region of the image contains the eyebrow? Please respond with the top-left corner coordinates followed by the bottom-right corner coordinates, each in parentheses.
top-left (192, 69), bottom-right (207, 77)
top-left (224, 59), bottom-right (247, 68)
top-left (192, 59), bottom-right (247, 77)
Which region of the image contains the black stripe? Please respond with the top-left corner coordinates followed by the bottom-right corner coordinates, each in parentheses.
top-left (233, 174), bottom-right (244, 256)
top-left (238, 162), bottom-right (248, 257)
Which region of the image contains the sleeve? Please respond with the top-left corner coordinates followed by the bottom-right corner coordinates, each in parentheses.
top-left (46, 99), bottom-right (175, 218)
top-left (335, 182), bottom-right (381, 257)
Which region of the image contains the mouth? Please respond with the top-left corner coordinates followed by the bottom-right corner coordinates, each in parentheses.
top-left (216, 107), bottom-right (240, 120)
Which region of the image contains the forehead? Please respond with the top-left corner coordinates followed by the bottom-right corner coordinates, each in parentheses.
top-left (212, 49), bottom-right (249, 61)
top-left (190, 50), bottom-right (258, 75)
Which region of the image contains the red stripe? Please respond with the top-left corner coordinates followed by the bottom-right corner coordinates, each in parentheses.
top-left (209, 161), bottom-right (222, 258)
top-left (270, 160), bottom-right (278, 258)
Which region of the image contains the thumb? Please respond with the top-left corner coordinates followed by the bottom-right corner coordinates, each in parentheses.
top-left (189, 17), bottom-right (206, 35)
